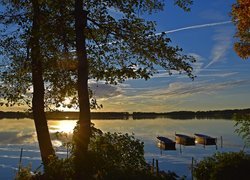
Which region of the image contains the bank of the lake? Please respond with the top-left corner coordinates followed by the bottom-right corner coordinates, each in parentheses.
top-left (1, 108), bottom-right (250, 120)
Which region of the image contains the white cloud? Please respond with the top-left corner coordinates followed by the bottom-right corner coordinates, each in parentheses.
top-left (188, 53), bottom-right (205, 75)
top-left (133, 80), bottom-right (248, 99)
top-left (205, 27), bottom-right (233, 68)
top-left (88, 80), bottom-right (128, 99)
top-left (198, 72), bottom-right (238, 78)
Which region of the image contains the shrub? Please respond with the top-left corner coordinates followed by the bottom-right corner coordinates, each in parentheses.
top-left (15, 166), bottom-right (33, 180)
top-left (234, 114), bottom-right (250, 147)
top-left (44, 155), bottom-right (75, 180)
top-left (193, 151), bottom-right (250, 180)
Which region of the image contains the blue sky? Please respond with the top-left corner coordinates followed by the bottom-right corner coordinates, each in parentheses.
top-left (1, 0), bottom-right (249, 113)
top-left (90, 0), bottom-right (250, 112)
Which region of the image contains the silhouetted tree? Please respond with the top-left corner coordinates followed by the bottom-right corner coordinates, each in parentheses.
top-left (0, 0), bottom-right (55, 164)
top-left (30, 0), bottom-right (55, 164)
top-left (72, 1), bottom-right (195, 178)
top-left (1, 0), bottom-right (195, 174)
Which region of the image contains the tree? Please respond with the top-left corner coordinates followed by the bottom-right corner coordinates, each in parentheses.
top-left (30, 0), bottom-right (55, 165)
top-left (71, 1), bottom-right (195, 178)
top-left (1, 0), bottom-right (195, 174)
top-left (73, 1), bottom-right (91, 178)
top-left (231, 0), bottom-right (250, 59)
top-left (0, 0), bottom-right (55, 164)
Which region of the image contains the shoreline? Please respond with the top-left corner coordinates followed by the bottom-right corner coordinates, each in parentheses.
top-left (1, 108), bottom-right (249, 120)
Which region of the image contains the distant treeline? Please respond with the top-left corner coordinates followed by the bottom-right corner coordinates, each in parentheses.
top-left (46, 112), bottom-right (130, 120)
top-left (132, 109), bottom-right (250, 119)
top-left (0, 111), bottom-right (129, 120)
top-left (0, 108), bottom-right (250, 120)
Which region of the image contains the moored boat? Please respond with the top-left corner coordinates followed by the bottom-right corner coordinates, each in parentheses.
top-left (157, 136), bottom-right (176, 150)
top-left (175, 133), bottom-right (195, 146)
top-left (194, 133), bottom-right (217, 145)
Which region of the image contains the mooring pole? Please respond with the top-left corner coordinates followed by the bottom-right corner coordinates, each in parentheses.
top-left (191, 157), bottom-right (194, 180)
top-left (179, 143), bottom-right (182, 154)
top-left (151, 158), bottom-right (155, 173)
top-left (18, 148), bottom-right (23, 172)
top-left (220, 136), bottom-right (223, 148)
top-left (156, 159), bottom-right (159, 176)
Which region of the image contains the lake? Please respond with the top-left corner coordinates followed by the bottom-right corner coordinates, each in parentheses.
top-left (0, 118), bottom-right (248, 179)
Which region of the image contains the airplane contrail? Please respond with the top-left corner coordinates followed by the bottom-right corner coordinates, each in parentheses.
top-left (155, 20), bottom-right (232, 36)
top-left (99, 21), bottom-right (232, 47)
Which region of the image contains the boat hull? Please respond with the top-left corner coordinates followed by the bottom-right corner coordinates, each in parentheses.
top-left (195, 133), bottom-right (217, 145)
top-left (175, 134), bottom-right (195, 146)
top-left (157, 136), bottom-right (176, 150)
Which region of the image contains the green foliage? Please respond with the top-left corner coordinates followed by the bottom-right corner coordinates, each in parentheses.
top-left (174, 0), bottom-right (193, 11)
top-left (234, 114), bottom-right (250, 147)
top-left (44, 155), bottom-right (75, 180)
top-left (89, 131), bottom-right (146, 173)
top-left (44, 125), bottom-right (179, 179)
top-left (193, 151), bottom-right (250, 180)
top-left (15, 166), bottom-right (33, 180)
top-left (71, 124), bottom-right (149, 178)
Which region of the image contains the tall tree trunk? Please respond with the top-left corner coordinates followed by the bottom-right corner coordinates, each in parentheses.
top-left (74, 0), bottom-right (91, 178)
top-left (30, 0), bottom-right (55, 165)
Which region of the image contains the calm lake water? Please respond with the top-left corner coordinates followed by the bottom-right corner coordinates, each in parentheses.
top-left (0, 118), bottom-right (248, 179)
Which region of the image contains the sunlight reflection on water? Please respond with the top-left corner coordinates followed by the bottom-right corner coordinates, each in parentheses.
top-left (49, 120), bottom-right (77, 133)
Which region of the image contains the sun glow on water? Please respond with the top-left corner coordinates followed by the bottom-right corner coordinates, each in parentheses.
top-left (49, 120), bottom-right (77, 133)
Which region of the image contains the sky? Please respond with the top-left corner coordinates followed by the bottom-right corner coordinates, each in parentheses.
top-left (1, 0), bottom-right (250, 113)
top-left (91, 0), bottom-right (250, 113)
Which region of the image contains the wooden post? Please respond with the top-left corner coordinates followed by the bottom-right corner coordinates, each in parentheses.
top-left (220, 136), bottom-right (223, 148)
top-left (191, 157), bottom-right (194, 180)
top-left (67, 143), bottom-right (69, 159)
top-left (215, 138), bottom-right (218, 150)
top-left (179, 143), bottom-right (182, 154)
top-left (18, 148), bottom-right (23, 172)
top-left (151, 158), bottom-right (155, 173)
top-left (242, 144), bottom-right (246, 151)
top-left (156, 159), bottom-right (159, 176)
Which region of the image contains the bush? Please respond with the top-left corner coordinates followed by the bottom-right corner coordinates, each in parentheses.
top-left (15, 166), bottom-right (33, 180)
top-left (89, 131), bottom-right (146, 171)
top-left (193, 151), bottom-right (250, 180)
top-left (16, 125), bottom-right (179, 179)
top-left (72, 126), bottom-right (179, 179)
top-left (234, 114), bottom-right (250, 147)
top-left (44, 156), bottom-right (75, 180)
